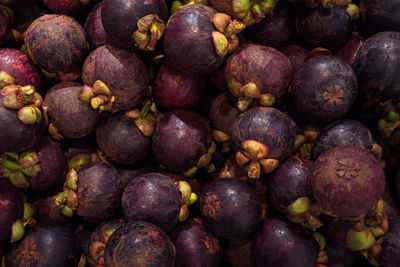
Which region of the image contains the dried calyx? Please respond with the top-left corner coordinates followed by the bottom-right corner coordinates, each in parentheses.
top-left (182, 140), bottom-right (217, 178)
top-left (1, 84), bottom-right (43, 125)
top-left (0, 151), bottom-right (41, 189)
top-left (11, 202), bottom-right (36, 243)
top-left (292, 124), bottom-right (320, 159)
top-left (212, 130), bottom-right (231, 153)
top-left (175, 180), bottom-right (198, 222)
top-left (79, 80), bottom-right (116, 113)
top-left (170, 0), bottom-right (208, 14)
top-left (133, 14), bottom-right (165, 51)
top-left (124, 100), bottom-right (157, 137)
top-left (54, 168), bottom-right (79, 217)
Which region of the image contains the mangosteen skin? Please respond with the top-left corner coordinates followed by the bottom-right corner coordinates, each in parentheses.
top-left (360, 0), bottom-right (400, 35)
top-left (312, 145), bottom-right (385, 218)
top-left (76, 162), bottom-right (123, 223)
top-left (225, 44), bottom-right (292, 100)
top-left (296, 6), bottom-right (352, 49)
top-left (4, 224), bottom-right (81, 267)
top-left (24, 14), bottom-right (88, 74)
top-left (290, 55), bottom-right (358, 123)
top-left (0, 48), bottom-right (41, 90)
top-left (336, 32), bottom-right (365, 68)
top-left (152, 62), bottom-right (205, 111)
top-left (163, 4), bottom-right (224, 75)
top-left (313, 119), bottom-right (375, 159)
top-left (122, 173), bottom-right (181, 232)
top-left (209, 92), bottom-right (240, 135)
top-left (200, 178), bottom-right (262, 240)
top-left (43, 82), bottom-right (100, 139)
top-left (152, 109), bottom-right (212, 172)
top-left (33, 196), bottom-right (71, 227)
top-left (268, 158), bottom-right (314, 212)
top-left (43, 0), bottom-right (89, 16)
top-left (85, 2), bottom-right (108, 49)
top-left (96, 114), bottom-right (151, 165)
top-left (0, 178), bottom-right (24, 242)
top-left (379, 219), bottom-right (400, 266)
top-left (101, 0), bottom-right (168, 49)
top-left (104, 221), bottom-right (175, 267)
top-left (325, 237), bottom-right (357, 267)
top-left (354, 31), bottom-right (400, 102)
top-left (29, 136), bottom-right (67, 192)
top-left (82, 45), bottom-right (149, 111)
top-left (253, 217), bottom-right (319, 267)
top-left (230, 107), bottom-right (296, 161)
top-left (279, 45), bottom-right (309, 74)
top-left (170, 218), bottom-right (223, 267)
top-left (0, 94), bottom-right (45, 152)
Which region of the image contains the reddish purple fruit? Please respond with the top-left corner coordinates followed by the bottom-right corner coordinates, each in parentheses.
top-left (279, 44), bottom-right (309, 74)
top-left (312, 146), bottom-right (385, 218)
top-left (101, 0), bottom-right (168, 50)
top-left (379, 219), bottom-right (400, 266)
top-left (104, 221), bottom-right (175, 267)
top-left (122, 173), bottom-right (181, 232)
top-left (359, 0), bottom-right (400, 35)
top-left (84, 2), bottom-right (108, 49)
top-left (253, 217), bottom-right (319, 267)
top-left (43, 0), bottom-right (92, 16)
top-left (24, 14), bottom-right (88, 80)
top-left (170, 218), bottom-right (223, 267)
top-left (33, 196), bottom-right (72, 227)
top-left (152, 62), bottom-right (205, 111)
top-left (200, 178), bottom-right (262, 240)
top-left (336, 32), bottom-right (365, 68)
top-left (0, 48), bottom-right (41, 90)
top-left (81, 45), bottom-right (149, 112)
top-left (290, 55), bottom-right (358, 123)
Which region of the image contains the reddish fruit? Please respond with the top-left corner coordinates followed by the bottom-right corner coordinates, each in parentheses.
top-left (359, 0), bottom-right (400, 35)
top-left (84, 2), bottom-right (108, 49)
top-left (280, 45), bottom-right (309, 74)
top-left (43, 0), bottom-right (91, 16)
top-left (336, 32), bottom-right (365, 68)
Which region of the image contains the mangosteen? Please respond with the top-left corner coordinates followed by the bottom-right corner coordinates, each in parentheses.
top-left (0, 48), bottom-right (41, 90)
top-left (152, 62), bottom-right (205, 111)
top-left (84, 2), bottom-right (108, 49)
top-left (43, 0), bottom-right (92, 16)
top-left (313, 119), bottom-right (380, 159)
top-left (200, 178), bottom-right (262, 240)
top-left (101, 0), bottom-right (168, 51)
top-left (336, 32), bottom-right (365, 68)
top-left (152, 109), bottom-right (215, 177)
top-left (81, 45), bottom-right (149, 112)
top-left (354, 31), bottom-right (400, 103)
top-left (24, 14), bottom-right (88, 81)
top-left (0, 136), bottom-right (67, 191)
top-left (253, 217), bottom-right (319, 267)
top-left (296, 5), bottom-right (354, 49)
top-left (225, 43), bottom-right (292, 110)
top-left (312, 145), bottom-right (385, 219)
top-left (289, 55), bottom-right (358, 123)
top-left (324, 237), bottom-right (357, 267)
top-left (0, 85), bottom-right (45, 152)
top-left (88, 218), bottom-right (125, 267)
top-left (0, 178), bottom-right (35, 243)
top-left (117, 164), bottom-right (155, 187)
top-left (104, 221), bottom-right (175, 267)
top-left (379, 219), bottom-right (400, 266)
top-left (43, 82), bottom-right (100, 140)
top-left (4, 224), bottom-right (82, 267)
top-left (223, 238), bottom-right (256, 267)
top-left (54, 162), bottom-right (123, 223)
top-left (359, 0), bottom-right (400, 35)
top-left (163, 4), bottom-right (245, 75)
top-left (33, 195), bottom-right (72, 227)
top-left (279, 44), bottom-right (309, 74)
top-left (170, 218), bottom-right (223, 267)
top-left (230, 107), bottom-right (296, 178)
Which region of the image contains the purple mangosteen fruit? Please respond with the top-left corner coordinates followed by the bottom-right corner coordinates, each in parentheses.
top-left (359, 0), bottom-right (400, 35)
top-left (24, 14), bottom-right (88, 81)
top-left (200, 178), bottom-right (262, 240)
top-left (336, 32), bottom-right (365, 68)
top-left (81, 45), bottom-right (149, 112)
top-left (104, 221), bottom-right (175, 267)
top-left (170, 218), bottom-right (223, 267)
top-left (101, 0), bottom-right (168, 51)
top-left (379, 219), bottom-right (400, 266)
top-left (230, 107), bottom-right (296, 178)
top-left (43, 0), bottom-right (92, 16)
top-left (84, 2), bottom-right (108, 49)
top-left (33, 196), bottom-right (72, 227)
top-left (279, 44), bottom-right (309, 74)
top-left (290, 55), bottom-right (358, 123)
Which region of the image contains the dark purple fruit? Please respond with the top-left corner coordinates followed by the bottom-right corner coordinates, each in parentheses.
top-left (0, 48), bottom-right (41, 90)
top-left (290, 55), bottom-right (358, 123)
top-left (43, 82), bottom-right (100, 140)
top-left (170, 218), bottom-right (223, 267)
top-left (118, 164), bottom-right (155, 187)
top-left (84, 2), bottom-right (108, 49)
top-left (379, 219), bottom-right (400, 266)
top-left (81, 45), bottom-right (149, 112)
top-left (312, 146), bottom-right (385, 218)
top-left (152, 62), bottom-right (205, 111)
top-left (43, 0), bottom-right (91, 16)
top-left (4, 224), bottom-right (82, 267)
top-left (280, 44), bottom-right (309, 74)
top-left (101, 0), bottom-right (168, 50)
top-left (354, 31), bottom-right (400, 102)
top-left (253, 217), bottom-right (319, 267)
top-left (230, 107), bottom-right (296, 178)
top-left (359, 0), bottom-right (400, 35)
top-left (33, 196), bottom-right (71, 227)
top-left (88, 218), bottom-right (125, 267)
top-left (104, 221), bottom-right (175, 267)
top-left (325, 237), bottom-right (357, 267)
top-left (122, 173), bottom-right (181, 232)
top-left (296, 5), bottom-right (353, 49)
top-left (200, 178), bottom-right (262, 240)
top-left (223, 238), bottom-right (255, 267)
top-left (24, 14), bottom-right (88, 80)
top-left (96, 113), bottom-right (151, 165)
top-left (225, 44), bottom-right (292, 110)
top-left (336, 32), bottom-right (365, 68)
top-left (152, 109), bottom-right (214, 176)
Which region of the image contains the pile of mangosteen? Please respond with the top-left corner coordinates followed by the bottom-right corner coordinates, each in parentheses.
top-left (0, 0), bottom-right (400, 266)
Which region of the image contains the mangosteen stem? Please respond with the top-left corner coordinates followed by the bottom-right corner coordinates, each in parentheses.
top-left (132, 14), bottom-right (165, 51)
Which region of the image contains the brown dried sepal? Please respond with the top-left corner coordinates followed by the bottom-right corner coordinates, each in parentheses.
top-left (132, 14), bottom-right (165, 52)
top-left (201, 193), bottom-right (222, 219)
